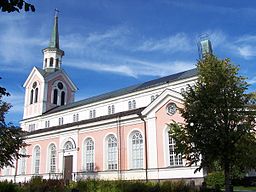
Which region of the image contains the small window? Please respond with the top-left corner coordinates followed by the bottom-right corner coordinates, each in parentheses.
top-left (44, 58), bottom-right (47, 67)
top-left (61, 91), bottom-right (65, 105)
top-left (30, 89), bottom-right (34, 104)
top-left (151, 95), bottom-right (155, 102)
top-left (108, 105), bottom-right (115, 115)
top-left (64, 141), bottom-right (74, 150)
top-left (45, 120), bottom-right (50, 128)
top-left (128, 101), bottom-right (132, 110)
top-left (34, 88), bottom-right (38, 103)
top-left (50, 57), bottom-right (54, 67)
top-left (53, 89), bottom-right (58, 104)
top-left (59, 117), bottom-right (64, 125)
top-left (55, 58), bottom-right (59, 68)
top-left (73, 114), bottom-right (79, 122)
top-left (108, 106), bottom-right (111, 115)
top-left (29, 124), bottom-right (35, 132)
top-left (89, 110), bottom-right (96, 118)
top-left (132, 100), bottom-right (136, 109)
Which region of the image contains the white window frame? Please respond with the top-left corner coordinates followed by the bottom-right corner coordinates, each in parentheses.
top-left (84, 138), bottom-right (95, 171)
top-left (49, 144), bottom-right (57, 173)
top-left (129, 131), bottom-right (143, 169)
top-left (106, 134), bottom-right (118, 170)
top-left (33, 145), bottom-right (40, 174)
top-left (19, 148), bottom-right (26, 175)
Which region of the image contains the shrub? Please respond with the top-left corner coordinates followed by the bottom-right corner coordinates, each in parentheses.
top-left (205, 171), bottom-right (225, 188)
top-left (0, 181), bottom-right (19, 192)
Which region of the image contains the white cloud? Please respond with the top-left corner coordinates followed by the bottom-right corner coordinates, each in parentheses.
top-left (67, 57), bottom-right (195, 78)
top-left (4, 93), bottom-right (24, 114)
top-left (136, 33), bottom-right (192, 53)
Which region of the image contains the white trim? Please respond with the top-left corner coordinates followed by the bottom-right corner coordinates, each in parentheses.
top-left (127, 129), bottom-right (144, 170)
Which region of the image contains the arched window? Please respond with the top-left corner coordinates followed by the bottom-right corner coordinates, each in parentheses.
top-left (34, 88), bottom-right (38, 103)
top-left (50, 57), bottom-right (54, 67)
top-left (128, 101), bottom-right (132, 110)
top-left (108, 106), bottom-right (111, 115)
top-left (168, 133), bottom-right (182, 166)
top-left (84, 138), bottom-right (94, 171)
top-left (19, 148), bottom-right (26, 175)
top-left (53, 89), bottom-right (58, 104)
top-left (49, 144), bottom-right (57, 173)
top-left (61, 91), bottom-right (65, 105)
top-left (56, 58), bottom-right (59, 68)
top-left (44, 58), bottom-right (47, 68)
top-left (64, 141), bottom-right (74, 150)
top-left (131, 131), bottom-right (143, 169)
top-left (132, 100), bottom-right (136, 109)
top-left (52, 81), bottom-right (66, 106)
top-left (30, 89), bottom-right (34, 104)
top-left (33, 146), bottom-right (40, 174)
top-left (107, 135), bottom-right (117, 170)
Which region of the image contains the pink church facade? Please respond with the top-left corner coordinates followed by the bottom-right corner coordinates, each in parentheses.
top-left (0, 14), bottom-right (206, 184)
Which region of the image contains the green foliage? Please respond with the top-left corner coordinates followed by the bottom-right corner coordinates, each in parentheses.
top-left (169, 55), bottom-right (256, 192)
top-left (19, 176), bottom-right (65, 192)
top-left (0, 0), bottom-right (35, 13)
top-left (0, 180), bottom-right (19, 192)
top-left (0, 80), bottom-right (26, 168)
top-left (205, 172), bottom-right (225, 188)
top-left (65, 179), bottom-right (197, 192)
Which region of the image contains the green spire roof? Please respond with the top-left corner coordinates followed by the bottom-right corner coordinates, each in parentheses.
top-left (49, 10), bottom-right (59, 49)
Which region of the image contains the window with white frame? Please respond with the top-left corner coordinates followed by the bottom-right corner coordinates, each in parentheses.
top-left (64, 141), bottom-right (74, 150)
top-left (128, 100), bottom-right (136, 110)
top-left (168, 133), bottom-right (183, 166)
top-left (107, 135), bottom-right (117, 170)
top-left (19, 148), bottom-right (26, 175)
top-left (59, 117), bottom-right (64, 125)
top-left (108, 105), bottom-right (115, 115)
top-left (89, 110), bottom-right (96, 118)
top-left (29, 124), bottom-right (35, 132)
top-left (33, 146), bottom-right (40, 174)
top-left (52, 81), bottom-right (66, 106)
top-left (30, 81), bottom-right (38, 104)
top-left (73, 113), bottom-right (79, 122)
top-left (49, 144), bottom-right (57, 173)
top-left (84, 138), bottom-right (94, 171)
top-left (4, 166), bottom-right (11, 175)
top-left (45, 120), bottom-right (50, 128)
top-left (131, 131), bottom-right (143, 169)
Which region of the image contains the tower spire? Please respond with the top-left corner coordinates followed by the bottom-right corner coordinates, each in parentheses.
top-left (49, 9), bottom-right (60, 48)
top-left (42, 10), bottom-right (64, 72)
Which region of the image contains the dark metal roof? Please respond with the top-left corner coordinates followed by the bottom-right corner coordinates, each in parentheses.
top-left (44, 68), bottom-right (197, 115)
top-left (27, 107), bottom-right (145, 136)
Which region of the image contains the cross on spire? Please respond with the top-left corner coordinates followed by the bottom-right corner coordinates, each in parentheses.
top-left (55, 8), bottom-right (59, 17)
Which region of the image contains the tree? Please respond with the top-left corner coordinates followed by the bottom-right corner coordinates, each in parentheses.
top-left (169, 55), bottom-right (256, 192)
top-left (0, 0), bottom-right (35, 13)
top-left (0, 79), bottom-right (25, 168)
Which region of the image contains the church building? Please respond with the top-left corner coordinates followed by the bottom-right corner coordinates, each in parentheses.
top-left (0, 13), bottom-right (213, 183)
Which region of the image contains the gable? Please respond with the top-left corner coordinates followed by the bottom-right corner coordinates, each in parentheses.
top-left (23, 67), bottom-right (45, 88)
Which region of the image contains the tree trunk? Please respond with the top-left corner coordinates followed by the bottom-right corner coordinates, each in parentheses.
top-left (224, 161), bottom-right (233, 192)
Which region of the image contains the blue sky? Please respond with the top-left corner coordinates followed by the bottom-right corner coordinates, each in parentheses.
top-left (1, 0), bottom-right (256, 125)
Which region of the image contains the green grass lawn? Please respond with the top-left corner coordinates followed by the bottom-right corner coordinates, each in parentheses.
top-left (234, 186), bottom-right (256, 191)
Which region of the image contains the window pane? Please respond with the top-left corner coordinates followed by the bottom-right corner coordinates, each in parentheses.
top-left (131, 132), bottom-right (143, 169)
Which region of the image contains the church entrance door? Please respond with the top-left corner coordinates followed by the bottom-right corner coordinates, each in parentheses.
top-left (64, 155), bottom-right (73, 183)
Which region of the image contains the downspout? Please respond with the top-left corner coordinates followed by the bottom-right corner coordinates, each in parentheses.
top-left (117, 116), bottom-right (122, 180)
top-left (138, 113), bottom-right (148, 182)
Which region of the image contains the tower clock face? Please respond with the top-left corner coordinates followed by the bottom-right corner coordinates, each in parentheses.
top-left (167, 103), bottom-right (177, 115)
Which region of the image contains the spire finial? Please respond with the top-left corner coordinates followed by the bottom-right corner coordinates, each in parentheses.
top-left (54, 8), bottom-right (59, 17)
